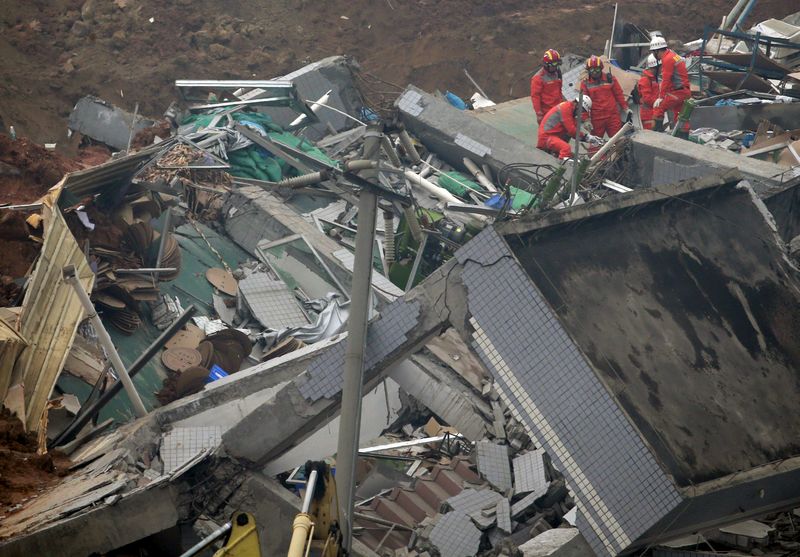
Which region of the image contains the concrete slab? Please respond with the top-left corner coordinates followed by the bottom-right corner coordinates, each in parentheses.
top-left (518, 528), bottom-right (594, 557)
top-left (68, 96), bottom-right (154, 151)
top-left (396, 85), bottom-right (561, 177)
top-left (471, 97), bottom-right (538, 148)
top-left (247, 56), bottom-right (364, 142)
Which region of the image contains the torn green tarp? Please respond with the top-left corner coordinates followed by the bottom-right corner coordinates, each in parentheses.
top-left (181, 111), bottom-right (338, 182)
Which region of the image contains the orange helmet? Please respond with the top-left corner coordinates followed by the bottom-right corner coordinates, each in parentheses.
top-left (543, 49), bottom-right (561, 65)
top-left (586, 55), bottom-right (604, 71)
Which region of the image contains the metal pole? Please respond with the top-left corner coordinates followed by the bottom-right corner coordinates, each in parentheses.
top-left (126, 102), bottom-right (139, 153)
top-left (463, 68), bottom-right (489, 100)
top-left (608, 3), bottom-right (619, 59)
top-left (571, 92), bottom-right (584, 201)
top-left (50, 304), bottom-right (197, 448)
top-left (336, 123), bottom-right (382, 552)
top-left (726, 0), bottom-right (749, 30)
top-left (405, 232), bottom-right (429, 292)
top-left (62, 265), bottom-right (147, 418)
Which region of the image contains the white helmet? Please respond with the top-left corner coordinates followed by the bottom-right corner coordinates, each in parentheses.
top-left (649, 35), bottom-right (668, 51)
top-left (577, 95), bottom-right (592, 113)
top-left (646, 53), bottom-right (659, 68)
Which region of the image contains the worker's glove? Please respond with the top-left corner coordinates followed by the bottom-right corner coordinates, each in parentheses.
top-left (653, 98), bottom-right (663, 108)
top-left (625, 109), bottom-right (633, 123)
top-left (586, 134), bottom-right (603, 146)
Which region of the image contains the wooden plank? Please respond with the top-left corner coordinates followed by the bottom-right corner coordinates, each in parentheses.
top-left (0, 316), bottom-right (27, 402)
top-left (63, 339), bottom-right (106, 385)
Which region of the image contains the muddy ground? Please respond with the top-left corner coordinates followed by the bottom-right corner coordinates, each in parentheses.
top-left (0, 0), bottom-right (797, 147)
top-left (0, 408), bottom-right (71, 517)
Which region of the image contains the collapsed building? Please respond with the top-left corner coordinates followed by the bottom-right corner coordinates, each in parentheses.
top-left (1, 6), bottom-right (800, 557)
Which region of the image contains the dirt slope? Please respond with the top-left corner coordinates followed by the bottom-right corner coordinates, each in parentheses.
top-left (0, 0), bottom-right (796, 145)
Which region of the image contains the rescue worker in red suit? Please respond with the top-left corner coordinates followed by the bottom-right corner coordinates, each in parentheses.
top-left (637, 54), bottom-right (660, 130)
top-left (531, 49), bottom-right (565, 124)
top-left (650, 35), bottom-right (691, 134)
top-left (537, 96), bottom-right (600, 160)
top-left (580, 56), bottom-right (629, 138)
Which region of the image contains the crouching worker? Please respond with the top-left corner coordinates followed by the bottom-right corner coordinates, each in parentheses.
top-left (537, 96), bottom-right (599, 160)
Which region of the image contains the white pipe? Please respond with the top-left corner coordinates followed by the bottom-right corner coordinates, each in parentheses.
top-left (462, 157), bottom-right (498, 192)
top-left (404, 170), bottom-right (460, 204)
top-left (301, 469), bottom-right (319, 513)
top-left (290, 90), bottom-right (333, 127)
top-left (63, 265), bottom-right (147, 418)
top-left (590, 122), bottom-right (633, 165)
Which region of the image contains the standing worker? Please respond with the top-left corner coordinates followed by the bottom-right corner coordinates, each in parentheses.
top-left (531, 49), bottom-right (566, 124)
top-left (580, 55), bottom-right (629, 138)
top-left (638, 54), bottom-right (660, 130)
top-left (537, 97), bottom-right (599, 160)
top-left (649, 35), bottom-right (691, 135)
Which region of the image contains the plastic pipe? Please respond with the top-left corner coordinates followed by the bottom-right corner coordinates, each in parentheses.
top-left (398, 128), bottom-right (422, 164)
top-left (589, 122), bottom-right (633, 164)
top-left (404, 170), bottom-right (460, 204)
top-left (462, 157), bottom-right (498, 192)
top-left (62, 265), bottom-right (147, 418)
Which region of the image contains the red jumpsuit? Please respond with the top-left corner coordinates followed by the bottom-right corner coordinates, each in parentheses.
top-left (531, 68), bottom-right (565, 124)
top-left (654, 49), bottom-right (691, 131)
top-left (580, 73), bottom-right (627, 138)
top-left (537, 101), bottom-right (585, 159)
top-left (637, 69), bottom-right (659, 130)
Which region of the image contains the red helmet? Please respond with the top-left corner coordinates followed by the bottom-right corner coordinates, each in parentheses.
top-left (586, 55), bottom-right (604, 71)
top-left (543, 49), bottom-right (562, 66)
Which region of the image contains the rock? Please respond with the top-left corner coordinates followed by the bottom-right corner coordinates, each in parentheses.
top-left (70, 20), bottom-right (90, 37)
top-left (518, 528), bottom-right (594, 557)
top-left (81, 0), bottom-right (96, 21)
top-left (110, 30), bottom-right (127, 50)
top-left (208, 43), bottom-right (232, 60)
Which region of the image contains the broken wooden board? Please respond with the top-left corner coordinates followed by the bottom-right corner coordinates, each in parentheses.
top-left (206, 267), bottom-right (238, 296)
top-left (63, 336), bottom-right (106, 385)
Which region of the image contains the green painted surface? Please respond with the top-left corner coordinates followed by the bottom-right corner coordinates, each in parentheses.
top-left (471, 97), bottom-right (538, 148)
top-left (57, 219), bottom-right (252, 423)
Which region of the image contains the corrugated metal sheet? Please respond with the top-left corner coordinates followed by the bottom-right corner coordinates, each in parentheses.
top-left (60, 142), bottom-right (166, 197)
top-left (11, 202), bottom-right (94, 431)
top-left (0, 316), bottom-right (27, 403)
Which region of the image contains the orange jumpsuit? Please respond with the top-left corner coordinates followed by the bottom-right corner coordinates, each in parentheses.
top-left (654, 49), bottom-right (691, 131)
top-left (580, 73), bottom-right (627, 138)
top-left (531, 68), bottom-right (565, 124)
top-left (537, 101), bottom-right (585, 159)
top-left (637, 69), bottom-right (659, 130)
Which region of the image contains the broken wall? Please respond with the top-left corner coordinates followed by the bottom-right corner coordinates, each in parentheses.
top-left (628, 130), bottom-right (786, 191)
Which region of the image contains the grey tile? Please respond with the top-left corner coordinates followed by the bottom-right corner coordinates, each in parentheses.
top-left (476, 441), bottom-right (512, 492)
top-left (161, 426), bottom-right (221, 474)
top-left (429, 510), bottom-right (482, 556)
top-left (513, 449), bottom-right (548, 495)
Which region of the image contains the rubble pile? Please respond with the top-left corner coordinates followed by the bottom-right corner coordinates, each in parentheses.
top-left (0, 2), bottom-right (800, 557)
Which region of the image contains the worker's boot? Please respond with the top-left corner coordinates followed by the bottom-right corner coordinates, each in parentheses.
top-left (653, 119), bottom-right (664, 132)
